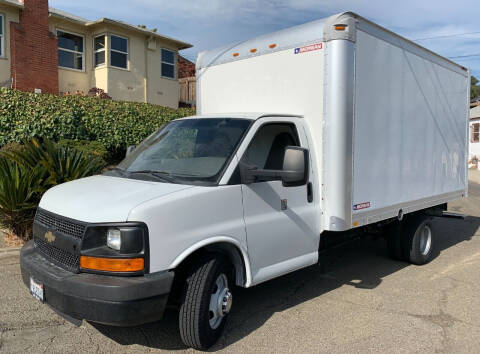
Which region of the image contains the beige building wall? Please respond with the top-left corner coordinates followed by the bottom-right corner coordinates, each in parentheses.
top-left (0, 5), bottom-right (19, 85)
top-left (1, 9), bottom-right (184, 108)
top-left (104, 27), bottom-right (146, 103)
top-left (147, 40), bottom-right (179, 107)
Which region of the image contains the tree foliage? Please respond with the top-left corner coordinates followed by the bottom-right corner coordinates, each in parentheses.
top-left (472, 76), bottom-right (480, 100)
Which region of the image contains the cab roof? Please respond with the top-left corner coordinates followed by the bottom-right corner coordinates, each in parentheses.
top-left (179, 113), bottom-right (303, 121)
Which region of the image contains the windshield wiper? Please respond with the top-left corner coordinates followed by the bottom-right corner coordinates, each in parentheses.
top-left (106, 167), bottom-right (126, 176)
top-left (128, 170), bottom-right (177, 183)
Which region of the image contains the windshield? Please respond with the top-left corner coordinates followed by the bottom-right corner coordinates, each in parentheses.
top-left (115, 118), bottom-right (252, 185)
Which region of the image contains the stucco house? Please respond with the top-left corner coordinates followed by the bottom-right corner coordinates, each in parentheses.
top-left (470, 105), bottom-right (480, 161)
top-left (0, 0), bottom-right (192, 108)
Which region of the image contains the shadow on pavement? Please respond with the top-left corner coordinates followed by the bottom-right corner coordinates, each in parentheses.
top-left (91, 215), bottom-right (480, 351)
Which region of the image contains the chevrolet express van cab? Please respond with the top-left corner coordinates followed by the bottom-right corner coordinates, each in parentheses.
top-left (20, 12), bottom-right (470, 350)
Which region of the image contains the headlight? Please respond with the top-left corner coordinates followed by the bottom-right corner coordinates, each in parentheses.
top-left (80, 223), bottom-right (149, 275)
top-left (107, 228), bottom-right (121, 251)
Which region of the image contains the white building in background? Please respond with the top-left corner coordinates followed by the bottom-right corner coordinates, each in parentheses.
top-left (470, 105), bottom-right (480, 161)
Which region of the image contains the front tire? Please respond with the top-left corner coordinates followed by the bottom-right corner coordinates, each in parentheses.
top-left (179, 255), bottom-right (233, 350)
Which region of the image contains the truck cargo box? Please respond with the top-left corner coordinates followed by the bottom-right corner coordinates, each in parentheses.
top-left (197, 12), bottom-right (470, 232)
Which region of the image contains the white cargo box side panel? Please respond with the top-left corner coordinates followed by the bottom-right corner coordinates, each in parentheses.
top-left (197, 48), bottom-right (324, 121)
top-left (352, 29), bottom-right (469, 225)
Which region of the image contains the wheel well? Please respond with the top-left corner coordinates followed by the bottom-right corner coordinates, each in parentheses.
top-left (173, 242), bottom-right (247, 288)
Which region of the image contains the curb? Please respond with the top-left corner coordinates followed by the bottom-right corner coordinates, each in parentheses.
top-left (0, 247), bottom-right (21, 254)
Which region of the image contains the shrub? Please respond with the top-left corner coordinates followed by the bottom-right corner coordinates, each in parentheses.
top-left (0, 138), bottom-right (106, 239)
top-left (0, 88), bottom-right (195, 156)
top-left (57, 139), bottom-right (109, 165)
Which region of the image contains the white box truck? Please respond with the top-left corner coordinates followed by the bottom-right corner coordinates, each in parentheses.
top-left (20, 12), bottom-right (469, 350)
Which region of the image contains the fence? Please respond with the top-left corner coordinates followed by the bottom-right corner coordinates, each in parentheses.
top-left (179, 76), bottom-right (196, 106)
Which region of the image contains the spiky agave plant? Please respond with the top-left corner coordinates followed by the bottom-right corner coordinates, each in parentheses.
top-left (4, 138), bottom-right (106, 187)
top-left (0, 138), bottom-right (105, 239)
top-left (0, 157), bottom-right (44, 239)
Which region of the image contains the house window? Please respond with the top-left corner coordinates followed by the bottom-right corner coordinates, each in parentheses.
top-left (110, 35), bottom-right (128, 69)
top-left (94, 35), bottom-right (106, 67)
top-left (161, 48), bottom-right (176, 79)
top-left (57, 30), bottom-right (84, 70)
top-left (0, 14), bottom-right (4, 57)
top-left (472, 123), bottom-right (480, 143)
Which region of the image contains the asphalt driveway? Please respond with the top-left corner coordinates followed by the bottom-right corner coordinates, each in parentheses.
top-left (1, 171), bottom-right (480, 353)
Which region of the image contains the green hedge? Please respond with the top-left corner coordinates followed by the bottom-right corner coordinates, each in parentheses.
top-left (0, 88), bottom-right (195, 154)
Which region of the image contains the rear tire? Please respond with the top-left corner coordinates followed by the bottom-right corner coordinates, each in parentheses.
top-left (179, 255), bottom-right (233, 350)
top-left (402, 215), bottom-right (435, 265)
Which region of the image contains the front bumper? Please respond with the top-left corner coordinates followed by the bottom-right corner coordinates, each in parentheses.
top-left (20, 240), bottom-right (174, 326)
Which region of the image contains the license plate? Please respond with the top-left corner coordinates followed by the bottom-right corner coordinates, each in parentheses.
top-left (30, 277), bottom-right (44, 302)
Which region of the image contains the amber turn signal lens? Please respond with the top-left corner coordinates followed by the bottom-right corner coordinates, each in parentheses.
top-left (80, 256), bottom-right (144, 272)
top-left (250, 48), bottom-right (257, 53)
top-left (232, 52), bottom-right (239, 57)
top-left (335, 24), bottom-right (347, 31)
top-left (269, 43), bottom-right (277, 49)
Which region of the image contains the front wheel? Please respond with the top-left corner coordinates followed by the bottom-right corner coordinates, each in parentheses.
top-left (179, 255), bottom-right (233, 350)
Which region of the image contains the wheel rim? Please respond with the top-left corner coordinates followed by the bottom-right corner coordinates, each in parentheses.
top-left (419, 225), bottom-right (432, 256)
top-left (208, 273), bottom-right (232, 329)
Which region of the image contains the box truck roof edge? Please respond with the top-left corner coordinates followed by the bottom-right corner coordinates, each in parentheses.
top-left (197, 11), bottom-right (468, 74)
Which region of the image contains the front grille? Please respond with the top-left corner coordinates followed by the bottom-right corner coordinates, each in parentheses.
top-left (35, 209), bottom-right (86, 239)
top-left (33, 209), bottom-right (86, 272)
top-left (34, 238), bottom-right (80, 272)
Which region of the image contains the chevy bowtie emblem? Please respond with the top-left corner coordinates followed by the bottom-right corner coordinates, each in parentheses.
top-left (45, 231), bottom-right (56, 243)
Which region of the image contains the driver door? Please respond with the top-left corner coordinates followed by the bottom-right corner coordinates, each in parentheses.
top-left (238, 118), bottom-right (318, 285)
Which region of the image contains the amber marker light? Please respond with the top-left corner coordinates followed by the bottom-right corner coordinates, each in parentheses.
top-left (335, 24), bottom-right (347, 31)
top-left (232, 52), bottom-right (239, 57)
top-left (353, 222), bottom-right (359, 227)
top-left (269, 43), bottom-right (277, 49)
top-left (250, 48), bottom-right (257, 53)
top-left (80, 256), bottom-right (144, 272)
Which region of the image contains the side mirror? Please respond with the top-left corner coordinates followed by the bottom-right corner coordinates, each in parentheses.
top-left (240, 146), bottom-right (309, 186)
top-left (282, 146), bottom-right (308, 186)
top-left (126, 145), bottom-right (136, 157)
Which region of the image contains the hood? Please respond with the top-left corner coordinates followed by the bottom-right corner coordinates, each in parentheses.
top-left (39, 175), bottom-right (194, 223)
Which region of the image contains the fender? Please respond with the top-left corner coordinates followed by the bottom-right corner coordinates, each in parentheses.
top-left (168, 236), bottom-right (253, 287)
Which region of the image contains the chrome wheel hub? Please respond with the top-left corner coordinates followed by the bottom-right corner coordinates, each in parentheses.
top-left (419, 225), bottom-right (432, 256)
top-left (209, 274), bottom-right (232, 329)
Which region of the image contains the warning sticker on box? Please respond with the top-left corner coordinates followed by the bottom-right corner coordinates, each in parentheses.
top-left (353, 202), bottom-right (371, 211)
top-left (294, 43), bottom-right (323, 54)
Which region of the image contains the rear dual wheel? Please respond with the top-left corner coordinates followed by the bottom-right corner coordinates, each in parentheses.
top-left (387, 214), bottom-right (434, 265)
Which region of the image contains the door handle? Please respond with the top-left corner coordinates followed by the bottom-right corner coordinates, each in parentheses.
top-left (307, 182), bottom-right (313, 203)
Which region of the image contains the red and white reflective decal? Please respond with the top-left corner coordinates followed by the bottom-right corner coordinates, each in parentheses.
top-left (353, 202), bottom-right (371, 211)
top-left (294, 43), bottom-right (323, 54)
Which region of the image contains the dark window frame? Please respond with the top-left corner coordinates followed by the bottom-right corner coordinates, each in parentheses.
top-left (93, 35), bottom-right (106, 68)
top-left (110, 34), bottom-right (129, 70)
top-left (161, 48), bottom-right (176, 79)
top-left (472, 122), bottom-right (480, 143)
top-left (0, 13), bottom-right (4, 58)
top-left (56, 29), bottom-right (85, 71)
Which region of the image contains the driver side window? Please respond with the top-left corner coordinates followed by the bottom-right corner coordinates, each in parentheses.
top-left (243, 123), bottom-right (300, 170)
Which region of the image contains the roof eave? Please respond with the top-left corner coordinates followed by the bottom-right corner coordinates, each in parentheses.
top-left (0, 0), bottom-right (24, 9)
top-left (48, 12), bottom-right (88, 25)
top-left (86, 18), bottom-right (193, 50)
